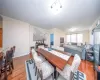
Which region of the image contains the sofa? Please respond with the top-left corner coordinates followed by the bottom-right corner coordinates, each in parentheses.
top-left (64, 43), bottom-right (86, 60)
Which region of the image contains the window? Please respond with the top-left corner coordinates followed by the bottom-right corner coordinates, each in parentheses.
top-left (71, 34), bottom-right (77, 42)
top-left (77, 34), bottom-right (83, 43)
top-left (66, 35), bottom-right (71, 42)
top-left (66, 34), bottom-right (83, 43)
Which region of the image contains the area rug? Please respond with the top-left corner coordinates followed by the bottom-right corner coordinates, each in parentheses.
top-left (25, 59), bottom-right (87, 80)
top-left (74, 70), bottom-right (87, 80)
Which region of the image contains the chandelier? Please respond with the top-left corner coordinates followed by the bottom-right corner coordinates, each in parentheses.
top-left (51, 0), bottom-right (62, 14)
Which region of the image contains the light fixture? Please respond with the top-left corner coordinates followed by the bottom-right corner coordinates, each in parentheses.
top-left (69, 28), bottom-right (77, 32)
top-left (51, 0), bottom-right (62, 14)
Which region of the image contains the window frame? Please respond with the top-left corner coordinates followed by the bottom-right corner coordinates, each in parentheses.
top-left (66, 33), bottom-right (83, 43)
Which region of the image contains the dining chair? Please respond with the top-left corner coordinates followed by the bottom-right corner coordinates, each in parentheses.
top-left (32, 49), bottom-right (46, 68)
top-left (56, 54), bottom-right (81, 80)
top-left (52, 46), bottom-right (64, 51)
top-left (0, 52), bottom-right (3, 79)
top-left (4, 50), bottom-right (13, 74)
top-left (52, 46), bottom-right (56, 49)
top-left (56, 46), bottom-right (64, 51)
top-left (13, 46), bottom-right (16, 53)
top-left (11, 46), bottom-right (16, 57)
top-left (37, 61), bottom-right (54, 80)
top-left (38, 45), bottom-right (45, 49)
top-left (32, 49), bottom-right (54, 80)
top-left (0, 52), bottom-right (7, 80)
top-left (9, 48), bottom-right (14, 69)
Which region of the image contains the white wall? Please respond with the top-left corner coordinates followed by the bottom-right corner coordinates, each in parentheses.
top-left (2, 16), bottom-right (50, 57)
top-left (3, 16), bottom-right (30, 57)
top-left (29, 25), bottom-right (50, 47)
top-left (49, 28), bottom-right (66, 47)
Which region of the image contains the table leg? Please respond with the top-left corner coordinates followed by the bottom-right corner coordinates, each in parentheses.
top-left (54, 66), bottom-right (56, 80)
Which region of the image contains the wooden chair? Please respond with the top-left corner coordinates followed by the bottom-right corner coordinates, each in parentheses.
top-left (0, 52), bottom-right (7, 80)
top-left (13, 46), bottom-right (16, 54)
top-left (2, 50), bottom-right (14, 74)
top-left (11, 46), bottom-right (16, 57)
top-left (10, 48), bottom-right (14, 69)
top-left (0, 52), bottom-right (3, 79)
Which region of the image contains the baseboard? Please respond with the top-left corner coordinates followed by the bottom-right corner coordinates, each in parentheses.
top-left (13, 53), bottom-right (29, 58)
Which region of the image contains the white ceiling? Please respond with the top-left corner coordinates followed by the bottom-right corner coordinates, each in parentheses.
top-left (0, 0), bottom-right (100, 30)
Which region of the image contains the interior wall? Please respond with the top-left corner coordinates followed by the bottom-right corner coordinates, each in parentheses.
top-left (3, 16), bottom-right (30, 57)
top-left (29, 25), bottom-right (50, 47)
top-left (49, 28), bottom-right (66, 47)
top-left (2, 16), bottom-right (50, 57)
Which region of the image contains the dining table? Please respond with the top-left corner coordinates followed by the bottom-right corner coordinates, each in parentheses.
top-left (37, 48), bottom-right (71, 70)
top-left (37, 47), bottom-right (75, 79)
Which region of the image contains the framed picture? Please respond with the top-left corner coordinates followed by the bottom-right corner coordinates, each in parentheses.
top-left (60, 37), bottom-right (64, 43)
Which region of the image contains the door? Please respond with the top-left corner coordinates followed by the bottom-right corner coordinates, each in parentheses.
top-left (50, 34), bottom-right (54, 46)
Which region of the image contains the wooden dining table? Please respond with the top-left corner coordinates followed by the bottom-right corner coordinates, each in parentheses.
top-left (37, 48), bottom-right (71, 70)
top-left (54, 49), bottom-right (74, 65)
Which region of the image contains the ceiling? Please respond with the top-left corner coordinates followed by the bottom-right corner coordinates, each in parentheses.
top-left (0, 0), bottom-right (100, 30)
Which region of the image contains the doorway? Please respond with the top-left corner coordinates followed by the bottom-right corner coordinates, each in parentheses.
top-left (50, 34), bottom-right (54, 46)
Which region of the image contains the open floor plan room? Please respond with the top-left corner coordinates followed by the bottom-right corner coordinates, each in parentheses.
top-left (0, 0), bottom-right (100, 80)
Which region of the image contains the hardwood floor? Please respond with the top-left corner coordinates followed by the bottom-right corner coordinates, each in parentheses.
top-left (8, 55), bottom-right (30, 80)
top-left (8, 54), bottom-right (95, 80)
top-left (67, 56), bottom-right (96, 80)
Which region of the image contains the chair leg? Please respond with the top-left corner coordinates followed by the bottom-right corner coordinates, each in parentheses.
top-left (9, 64), bottom-right (12, 74)
top-left (35, 66), bottom-right (37, 76)
top-left (33, 62), bottom-right (35, 69)
top-left (37, 69), bottom-right (40, 80)
top-left (56, 72), bottom-right (59, 80)
top-left (0, 68), bottom-right (1, 80)
top-left (40, 70), bottom-right (43, 80)
top-left (52, 73), bottom-right (54, 80)
top-left (4, 65), bottom-right (8, 80)
top-left (11, 61), bottom-right (14, 69)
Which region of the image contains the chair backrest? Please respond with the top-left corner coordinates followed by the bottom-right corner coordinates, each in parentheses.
top-left (52, 46), bottom-right (64, 51)
top-left (12, 46), bottom-right (16, 55)
top-left (52, 46), bottom-right (56, 49)
top-left (38, 45), bottom-right (44, 49)
top-left (56, 46), bottom-right (64, 51)
top-left (0, 52), bottom-right (3, 65)
top-left (11, 47), bottom-right (14, 57)
top-left (31, 49), bottom-right (38, 57)
top-left (5, 50), bottom-right (13, 63)
top-left (71, 54), bottom-right (81, 73)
